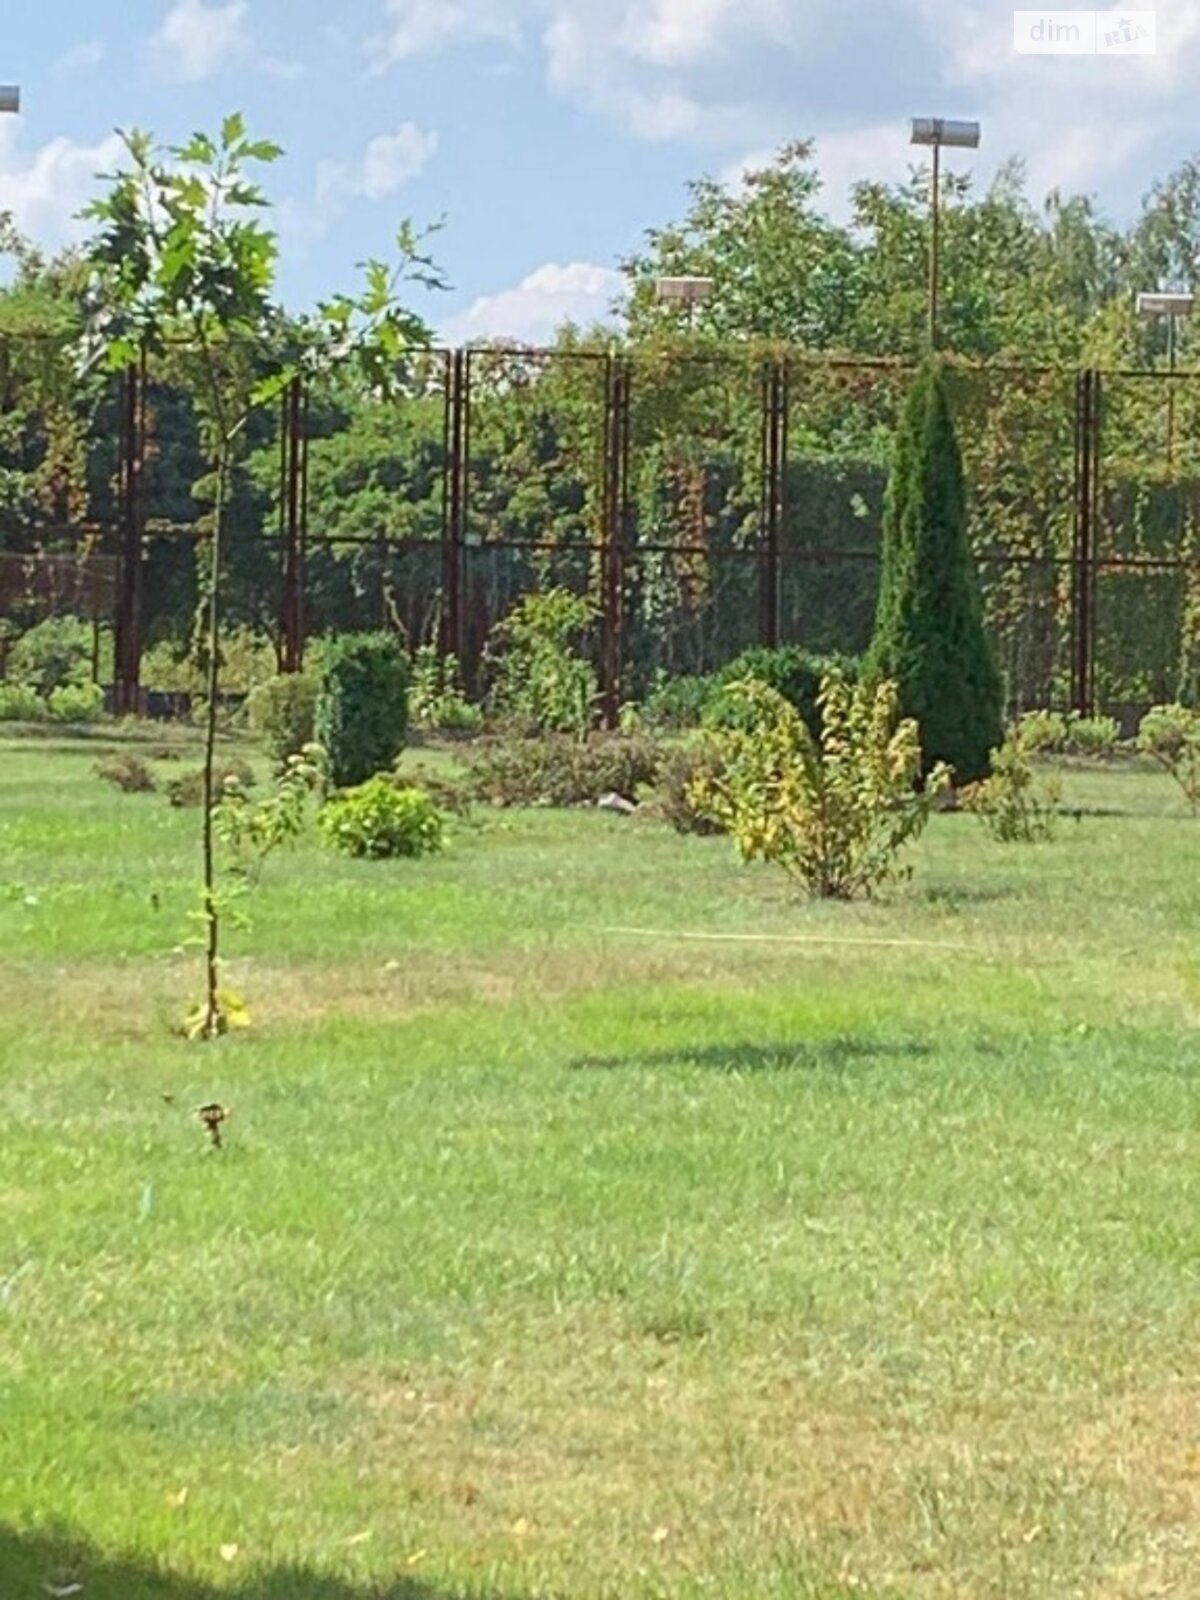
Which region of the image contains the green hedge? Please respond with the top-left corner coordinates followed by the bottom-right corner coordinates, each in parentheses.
top-left (315, 633), bottom-right (410, 789)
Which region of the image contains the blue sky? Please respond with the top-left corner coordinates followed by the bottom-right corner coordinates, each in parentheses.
top-left (2, 2), bottom-right (1198, 342)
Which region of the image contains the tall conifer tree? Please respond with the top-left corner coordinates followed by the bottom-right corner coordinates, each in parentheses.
top-left (867, 362), bottom-right (1004, 782)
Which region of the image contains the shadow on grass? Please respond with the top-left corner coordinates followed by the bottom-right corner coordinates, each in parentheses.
top-left (0, 1524), bottom-right (516, 1600)
top-left (916, 884), bottom-right (1011, 907)
top-left (1064, 805), bottom-right (1200, 823)
top-left (570, 1036), bottom-right (930, 1075)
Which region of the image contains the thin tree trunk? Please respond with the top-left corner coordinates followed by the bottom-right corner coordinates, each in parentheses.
top-left (202, 441), bottom-right (230, 1038)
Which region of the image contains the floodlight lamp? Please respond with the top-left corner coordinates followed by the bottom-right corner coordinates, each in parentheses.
top-left (1136, 291), bottom-right (1195, 319)
top-left (0, 86), bottom-right (20, 115)
top-left (655, 276), bottom-right (716, 307)
top-left (910, 117), bottom-right (981, 149)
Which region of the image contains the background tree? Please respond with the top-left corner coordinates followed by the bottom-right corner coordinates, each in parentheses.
top-left (624, 142), bottom-right (862, 347)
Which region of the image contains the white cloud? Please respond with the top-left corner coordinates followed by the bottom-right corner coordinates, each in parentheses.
top-left (149, 0), bottom-right (250, 82)
top-left (441, 260), bottom-right (624, 345)
top-left (0, 126), bottom-right (125, 251)
top-left (282, 125), bottom-right (439, 250)
top-left (53, 41), bottom-right (106, 79)
top-left (359, 0), bottom-right (1200, 220)
top-left (361, 127), bottom-right (439, 196)
top-left (316, 125), bottom-right (438, 209)
top-left (910, 0), bottom-right (1197, 204)
top-left (617, 0), bottom-right (745, 68)
top-left (538, 2), bottom-right (780, 143)
top-left (369, 0), bottom-right (518, 67)
top-left (263, 56), bottom-right (307, 80)
top-left (623, 90), bottom-right (703, 143)
top-left (366, 0), bottom-right (859, 147)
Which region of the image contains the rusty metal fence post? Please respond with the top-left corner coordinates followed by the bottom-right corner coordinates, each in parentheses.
top-left (759, 357), bottom-right (787, 648)
top-left (1072, 368), bottom-right (1101, 716)
top-left (114, 349), bottom-right (146, 715)
top-left (279, 375), bottom-right (307, 673)
top-left (601, 353), bottom-right (632, 729)
top-left (440, 349), bottom-right (468, 666)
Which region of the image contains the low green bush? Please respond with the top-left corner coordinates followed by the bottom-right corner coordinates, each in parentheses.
top-left (1015, 710), bottom-right (1120, 758)
top-left (691, 673), bottom-right (948, 899)
top-left (167, 759), bottom-right (257, 809)
top-left (487, 588), bottom-right (598, 737)
top-left (8, 617), bottom-right (93, 695)
top-left (319, 778), bottom-right (445, 860)
top-left (0, 684), bottom-right (48, 723)
top-left (656, 742), bottom-right (726, 836)
top-left (141, 629), bottom-right (277, 696)
top-left (640, 673), bottom-right (715, 732)
top-left (1014, 710), bottom-right (1068, 754)
top-left (707, 648), bottom-right (860, 739)
top-left (410, 647), bottom-right (484, 735)
top-left (437, 700), bottom-right (485, 734)
top-left (47, 683), bottom-right (105, 724)
top-left (1138, 704), bottom-right (1200, 814)
top-left (466, 733), bottom-right (661, 808)
top-left (247, 673), bottom-right (319, 765)
top-left (962, 738), bottom-right (1062, 842)
top-left (1067, 715), bottom-right (1121, 758)
top-left (316, 633), bottom-right (410, 789)
top-left (95, 752), bottom-right (157, 794)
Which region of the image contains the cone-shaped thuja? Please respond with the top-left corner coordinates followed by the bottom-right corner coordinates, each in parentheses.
top-left (866, 361), bottom-right (1003, 785)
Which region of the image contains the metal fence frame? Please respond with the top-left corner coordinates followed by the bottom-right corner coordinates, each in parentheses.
top-left (5, 341), bottom-right (1199, 721)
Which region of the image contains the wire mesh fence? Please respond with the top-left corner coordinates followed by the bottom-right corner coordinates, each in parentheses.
top-left (1092, 370), bottom-right (1200, 716)
top-left (2, 333), bottom-right (1199, 722)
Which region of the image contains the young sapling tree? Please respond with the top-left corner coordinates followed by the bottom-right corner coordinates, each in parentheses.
top-left (83, 116), bottom-right (444, 1037)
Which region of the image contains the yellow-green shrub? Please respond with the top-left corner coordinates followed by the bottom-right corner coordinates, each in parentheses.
top-left (691, 673), bottom-right (948, 899)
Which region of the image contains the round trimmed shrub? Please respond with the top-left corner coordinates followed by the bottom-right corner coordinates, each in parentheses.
top-left (315, 633), bottom-right (409, 789)
top-left (319, 779), bottom-right (445, 860)
top-left (0, 683), bottom-right (48, 723)
top-left (47, 682), bottom-right (104, 724)
top-left (707, 648), bottom-right (859, 740)
top-left (248, 673), bottom-right (319, 765)
top-left (9, 617), bottom-right (92, 695)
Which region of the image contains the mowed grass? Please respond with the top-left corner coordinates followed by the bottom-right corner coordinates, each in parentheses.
top-left (2, 731), bottom-right (1200, 1600)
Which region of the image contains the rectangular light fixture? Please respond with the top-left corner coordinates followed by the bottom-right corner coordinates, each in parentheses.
top-left (1137, 292), bottom-right (1196, 318)
top-left (910, 117), bottom-right (981, 149)
top-left (0, 86), bottom-right (20, 114)
top-left (655, 276), bottom-right (715, 306)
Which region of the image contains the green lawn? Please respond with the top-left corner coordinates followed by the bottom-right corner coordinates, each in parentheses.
top-left (2, 731), bottom-right (1200, 1599)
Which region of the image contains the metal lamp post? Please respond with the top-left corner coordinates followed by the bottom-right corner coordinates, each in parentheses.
top-left (910, 118), bottom-right (981, 351)
top-left (654, 276), bottom-right (717, 562)
top-left (1137, 291), bottom-right (1195, 471)
top-left (655, 275), bottom-right (715, 330)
